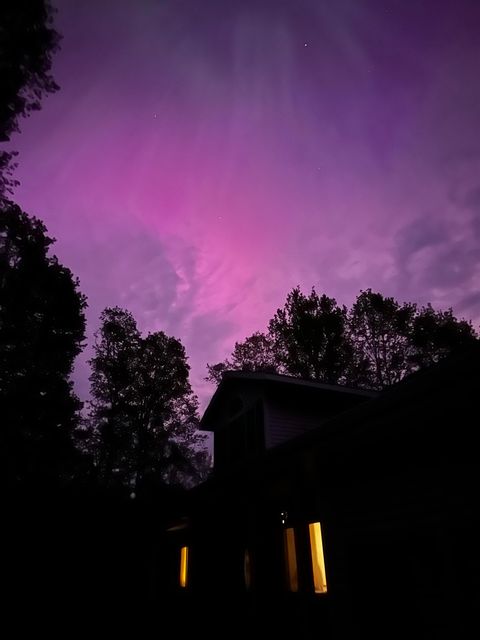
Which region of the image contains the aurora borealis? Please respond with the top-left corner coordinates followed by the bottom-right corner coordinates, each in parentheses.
top-left (11, 0), bottom-right (480, 405)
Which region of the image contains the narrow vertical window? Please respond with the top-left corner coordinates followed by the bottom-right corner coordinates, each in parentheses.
top-left (309, 522), bottom-right (327, 593)
top-left (179, 545), bottom-right (189, 588)
top-left (244, 549), bottom-right (252, 590)
top-left (284, 527), bottom-right (298, 592)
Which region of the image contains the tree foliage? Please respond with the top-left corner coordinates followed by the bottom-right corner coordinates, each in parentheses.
top-left (207, 286), bottom-right (478, 390)
top-left (206, 331), bottom-right (278, 384)
top-left (349, 289), bottom-right (478, 388)
top-left (1, 201), bottom-right (87, 486)
top-left (89, 307), bottom-right (209, 494)
top-left (348, 289), bottom-right (417, 388)
top-left (411, 304), bottom-right (478, 369)
top-left (269, 287), bottom-right (352, 384)
top-left (0, 0), bottom-right (61, 200)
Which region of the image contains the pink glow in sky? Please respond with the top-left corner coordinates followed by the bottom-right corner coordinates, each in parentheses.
top-left (9, 0), bottom-right (480, 408)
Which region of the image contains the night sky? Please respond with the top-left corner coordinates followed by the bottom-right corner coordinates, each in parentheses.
top-left (12, 0), bottom-right (480, 408)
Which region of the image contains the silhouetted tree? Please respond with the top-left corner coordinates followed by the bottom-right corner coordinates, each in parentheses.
top-left (88, 307), bottom-right (140, 487)
top-left (348, 289), bottom-right (417, 388)
top-left (1, 201), bottom-right (87, 486)
top-left (411, 303), bottom-right (478, 369)
top-left (349, 290), bottom-right (478, 389)
top-left (269, 287), bottom-right (353, 384)
top-left (207, 286), bottom-right (478, 390)
top-left (206, 332), bottom-right (278, 384)
top-left (89, 308), bottom-right (209, 494)
top-left (0, 0), bottom-right (61, 200)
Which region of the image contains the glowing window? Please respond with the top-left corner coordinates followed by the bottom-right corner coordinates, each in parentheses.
top-left (244, 549), bottom-right (252, 590)
top-left (179, 545), bottom-right (189, 588)
top-left (309, 522), bottom-right (327, 594)
top-left (284, 527), bottom-right (298, 592)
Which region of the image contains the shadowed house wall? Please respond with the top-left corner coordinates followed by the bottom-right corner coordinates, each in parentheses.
top-left (204, 372), bottom-right (375, 472)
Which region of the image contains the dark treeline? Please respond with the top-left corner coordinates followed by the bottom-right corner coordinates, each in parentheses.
top-left (1, 2), bottom-right (209, 496)
top-left (207, 286), bottom-right (478, 389)
top-left (0, 3), bottom-right (208, 619)
top-left (1, 201), bottom-right (211, 493)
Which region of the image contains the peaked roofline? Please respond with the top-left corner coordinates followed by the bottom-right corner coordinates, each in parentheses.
top-left (200, 370), bottom-right (378, 430)
top-left (221, 370), bottom-right (377, 395)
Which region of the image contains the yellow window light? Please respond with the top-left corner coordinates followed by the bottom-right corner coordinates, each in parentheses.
top-left (309, 522), bottom-right (327, 593)
top-left (179, 545), bottom-right (189, 588)
top-left (284, 527), bottom-right (298, 592)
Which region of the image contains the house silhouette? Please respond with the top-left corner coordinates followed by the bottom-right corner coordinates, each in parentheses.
top-left (161, 344), bottom-right (480, 639)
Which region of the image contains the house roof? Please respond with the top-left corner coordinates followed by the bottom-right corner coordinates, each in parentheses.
top-left (192, 344), bottom-right (480, 495)
top-left (260, 344), bottom-right (480, 480)
top-left (199, 370), bottom-right (378, 431)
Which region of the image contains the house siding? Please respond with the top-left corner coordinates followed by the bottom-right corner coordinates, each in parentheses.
top-left (265, 398), bottom-right (324, 448)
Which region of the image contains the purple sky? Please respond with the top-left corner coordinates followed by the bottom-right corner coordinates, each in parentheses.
top-left (10, 0), bottom-right (480, 409)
